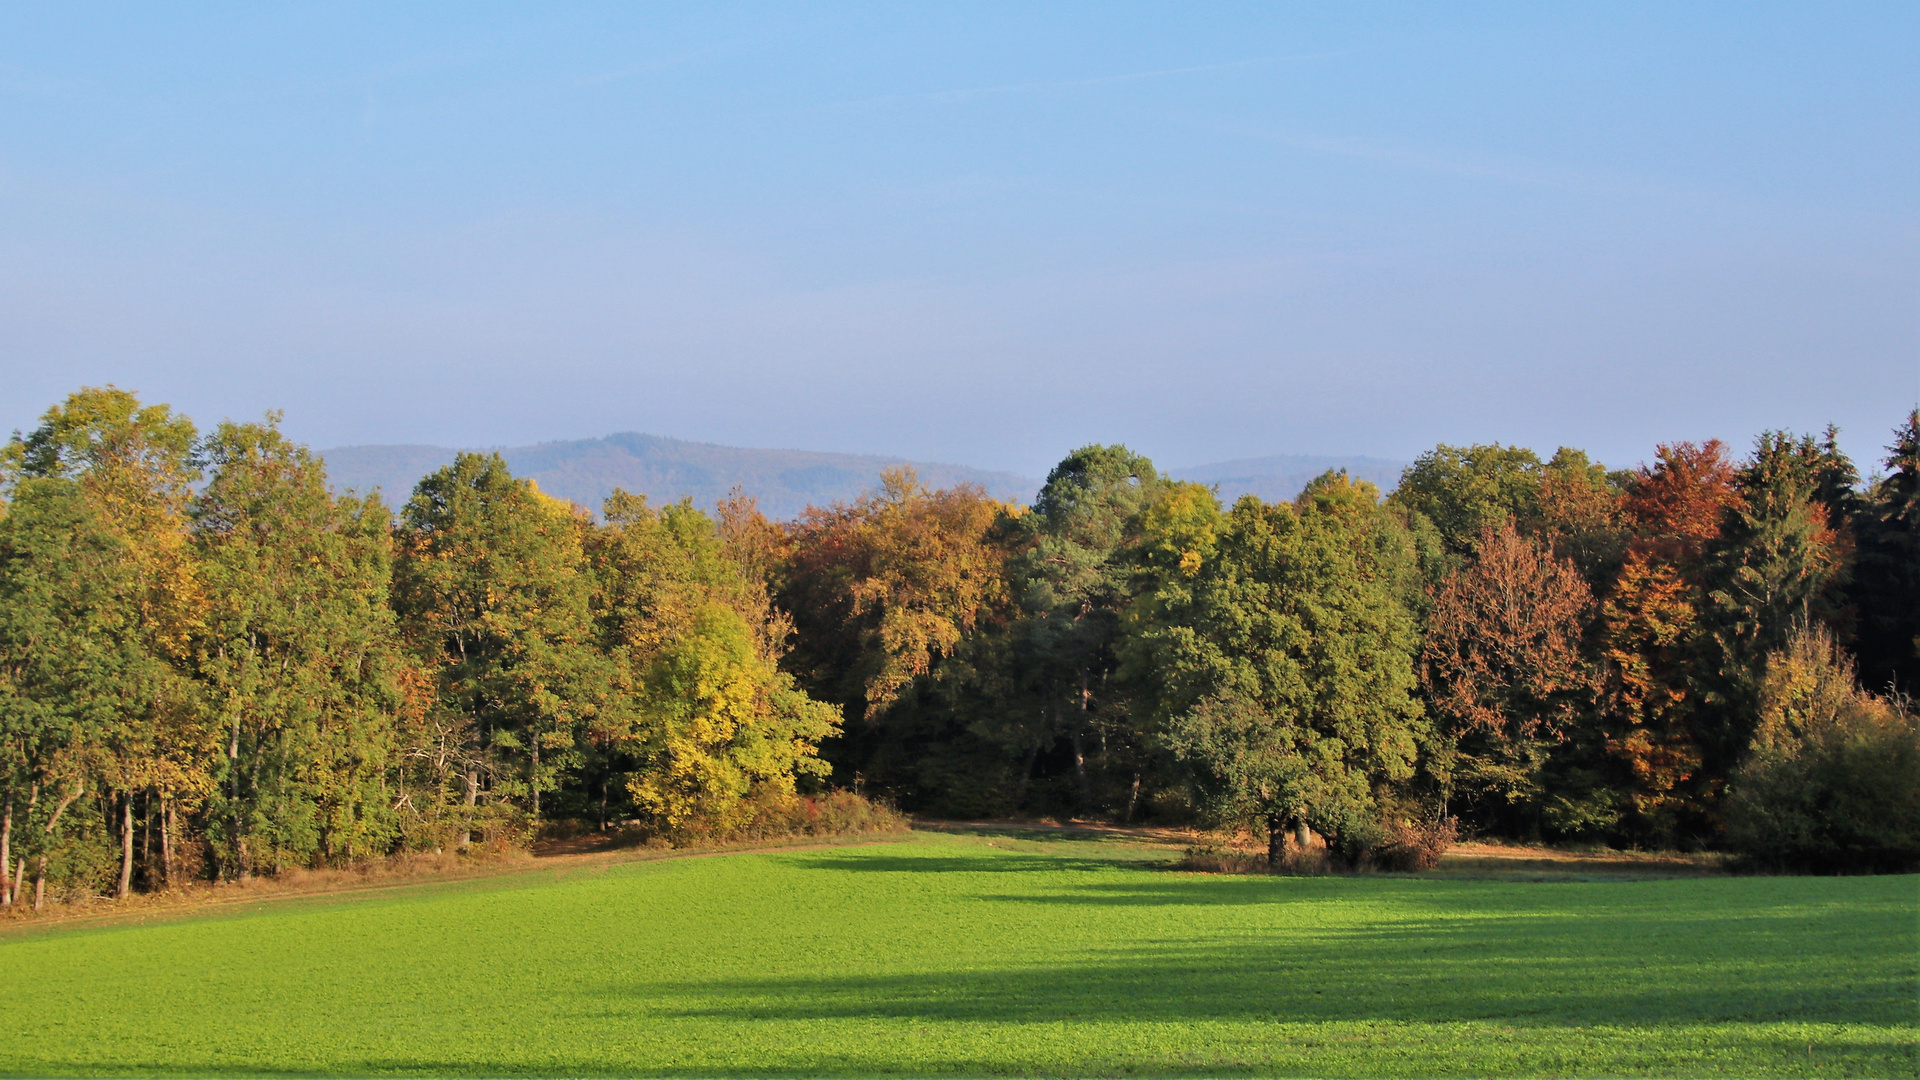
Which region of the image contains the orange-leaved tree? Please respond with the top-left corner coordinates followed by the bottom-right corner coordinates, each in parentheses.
top-left (1592, 440), bottom-right (1742, 841)
top-left (780, 468), bottom-right (1014, 721)
top-left (1421, 522), bottom-right (1597, 834)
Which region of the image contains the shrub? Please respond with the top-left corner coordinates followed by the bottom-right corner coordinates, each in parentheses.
top-left (1312, 799), bottom-right (1458, 872)
top-left (1723, 627), bottom-right (1920, 874)
top-left (1177, 844), bottom-right (1274, 875)
top-left (1373, 817), bottom-right (1460, 872)
top-left (720, 788), bottom-right (908, 844)
top-left (1181, 812), bottom-right (1456, 876)
top-left (1325, 812), bottom-right (1457, 872)
top-left (1328, 815), bottom-right (1389, 869)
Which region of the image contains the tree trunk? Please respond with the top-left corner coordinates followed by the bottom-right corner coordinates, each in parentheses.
top-left (15, 784), bottom-right (37, 906)
top-left (140, 792), bottom-right (152, 889)
top-left (1268, 813), bottom-right (1286, 869)
top-left (1, 798), bottom-right (11, 907)
top-left (160, 799), bottom-right (173, 888)
top-left (1124, 774), bottom-right (1141, 823)
top-left (1069, 731), bottom-right (1090, 806)
top-left (229, 713), bottom-right (245, 881)
top-left (1072, 673), bottom-right (1092, 805)
top-left (530, 736), bottom-right (540, 820)
top-left (32, 786), bottom-right (81, 912)
top-left (117, 794), bottom-right (133, 899)
top-left (1016, 740), bottom-right (1041, 804)
top-left (459, 767), bottom-right (479, 849)
top-left (1295, 818), bottom-right (1312, 851)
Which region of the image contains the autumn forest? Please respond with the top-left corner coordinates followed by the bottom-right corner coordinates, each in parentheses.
top-left (2, 387), bottom-right (1916, 911)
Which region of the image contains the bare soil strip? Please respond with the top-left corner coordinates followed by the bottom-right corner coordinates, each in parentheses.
top-left (922, 818), bottom-right (1724, 875)
top-left (0, 827), bottom-right (914, 937)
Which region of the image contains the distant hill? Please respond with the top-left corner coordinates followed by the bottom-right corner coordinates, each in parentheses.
top-left (319, 436), bottom-right (1406, 520)
top-left (1170, 455), bottom-right (1407, 504)
top-left (318, 433), bottom-right (1041, 520)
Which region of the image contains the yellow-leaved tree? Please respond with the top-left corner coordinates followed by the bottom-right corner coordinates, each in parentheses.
top-left (592, 492), bottom-right (837, 838)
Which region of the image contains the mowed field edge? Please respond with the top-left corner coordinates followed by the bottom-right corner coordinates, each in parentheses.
top-left (0, 829), bottom-right (1912, 1077)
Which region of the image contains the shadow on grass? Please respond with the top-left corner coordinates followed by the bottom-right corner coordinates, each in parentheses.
top-left (786, 853), bottom-right (1150, 875)
top-left (5, 858), bottom-right (1912, 1078)
top-left (913, 822), bottom-right (1158, 845)
top-left (599, 854), bottom-right (1917, 1035)
top-left (599, 898), bottom-right (1914, 1030)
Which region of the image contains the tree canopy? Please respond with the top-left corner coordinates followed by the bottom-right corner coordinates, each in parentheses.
top-left (3, 385), bottom-right (1915, 906)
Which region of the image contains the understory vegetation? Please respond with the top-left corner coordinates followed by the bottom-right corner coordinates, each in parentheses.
top-left (0, 831), bottom-right (1910, 1076)
top-left (2, 387), bottom-right (1916, 912)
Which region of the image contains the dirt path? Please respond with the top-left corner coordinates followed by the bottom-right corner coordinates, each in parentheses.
top-left (1437, 841), bottom-right (1725, 876)
top-left (0, 828), bottom-right (914, 938)
top-left (922, 819), bottom-right (1725, 875)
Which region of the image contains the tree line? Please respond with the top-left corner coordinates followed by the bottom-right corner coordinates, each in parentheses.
top-left (2, 387), bottom-right (1915, 909)
top-left (0, 388), bottom-right (846, 910)
top-left (763, 421), bottom-right (1919, 872)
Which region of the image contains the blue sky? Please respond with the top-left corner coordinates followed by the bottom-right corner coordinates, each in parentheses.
top-left (3, 3), bottom-right (1914, 476)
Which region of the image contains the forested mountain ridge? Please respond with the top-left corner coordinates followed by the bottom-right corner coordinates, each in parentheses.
top-left (322, 435), bottom-right (1406, 519)
top-left (320, 433), bottom-right (1040, 519)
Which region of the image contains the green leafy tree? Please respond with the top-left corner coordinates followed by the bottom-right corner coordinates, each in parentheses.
top-left (0, 387), bottom-right (208, 899)
top-left (1108, 479), bottom-right (1227, 819)
top-left (192, 416), bottom-right (406, 875)
top-left (392, 453), bottom-right (609, 844)
top-left (1853, 411), bottom-right (1920, 695)
top-left (0, 479), bottom-right (157, 908)
top-left (1699, 431), bottom-right (1853, 768)
top-left (1155, 473), bottom-right (1430, 867)
top-left (1008, 445), bottom-right (1161, 812)
top-left (1391, 444), bottom-right (1545, 554)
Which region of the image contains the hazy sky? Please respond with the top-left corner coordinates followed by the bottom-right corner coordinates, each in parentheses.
top-left (3, 3), bottom-right (1915, 476)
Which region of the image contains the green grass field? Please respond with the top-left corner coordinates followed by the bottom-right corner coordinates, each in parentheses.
top-left (1, 828), bottom-right (1913, 1077)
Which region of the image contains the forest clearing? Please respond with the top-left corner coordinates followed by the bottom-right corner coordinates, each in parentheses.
top-left (7, 7), bottom-right (1914, 1077)
top-left (1, 826), bottom-right (1911, 1078)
